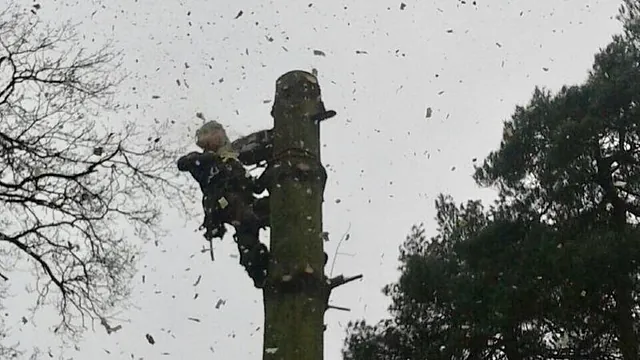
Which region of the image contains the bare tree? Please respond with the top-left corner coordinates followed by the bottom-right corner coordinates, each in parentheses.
top-left (0, 3), bottom-right (195, 350)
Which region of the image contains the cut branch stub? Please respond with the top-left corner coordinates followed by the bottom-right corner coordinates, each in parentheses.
top-left (322, 274), bottom-right (363, 313)
top-left (328, 274), bottom-right (363, 291)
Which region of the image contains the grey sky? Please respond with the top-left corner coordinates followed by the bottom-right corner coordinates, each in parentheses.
top-left (4, 0), bottom-right (624, 359)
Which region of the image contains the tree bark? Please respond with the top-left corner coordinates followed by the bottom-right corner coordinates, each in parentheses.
top-left (262, 70), bottom-right (328, 360)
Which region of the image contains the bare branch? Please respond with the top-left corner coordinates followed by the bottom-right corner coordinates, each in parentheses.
top-left (329, 222), bottom-right (351, 277)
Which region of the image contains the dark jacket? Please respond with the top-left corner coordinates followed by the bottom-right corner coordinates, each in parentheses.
top-left (177, 151), bottom-right (250, 190)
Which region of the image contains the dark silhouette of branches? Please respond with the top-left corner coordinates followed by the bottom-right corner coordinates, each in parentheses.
top-left (0, 4), bottom-right (196, 346)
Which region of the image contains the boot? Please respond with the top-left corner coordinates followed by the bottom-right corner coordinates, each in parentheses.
top-left (247, 243), bottom-right (270, 288)
top-left (237, 241), bottom-right (270, 288)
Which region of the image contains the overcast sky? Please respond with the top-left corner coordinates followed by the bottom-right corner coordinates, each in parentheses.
top-left (3, 0), bottom-right (625, 359)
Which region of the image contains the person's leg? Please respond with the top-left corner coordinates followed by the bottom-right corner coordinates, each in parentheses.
top-left (235, 230), bottom-right (257, 267)
top-left (244, 242), bottom-right (270, 288)
top-left (252, 197), bottom-right (270, 229)
top-left (234, 227), bottom-right (269, 288)
top-left (226, 194), bottom-right (271, 288)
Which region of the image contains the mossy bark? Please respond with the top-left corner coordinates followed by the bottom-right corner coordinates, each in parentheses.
top-left (263, 70), bottom-right (327, 360)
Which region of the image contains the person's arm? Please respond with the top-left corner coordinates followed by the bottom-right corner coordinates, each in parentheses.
top-left (231, 129), bottom-right (273, 166)
top-left (220, 157), bottom-right (267, 195)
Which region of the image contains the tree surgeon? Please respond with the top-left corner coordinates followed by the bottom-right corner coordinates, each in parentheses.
top-left (177, 120), bottom-right (271, 288)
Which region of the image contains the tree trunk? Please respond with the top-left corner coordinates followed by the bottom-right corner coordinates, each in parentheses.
top-left (615, 274), bottom-right (638, 360)
top-left (596, 150), bottom-right (639, 360)
top-left (502, 327), bottom-right (523, 360)
top-left (612, 194), bottom-right (638, 360)
top-left (262, 70), bottom-right (328, 360)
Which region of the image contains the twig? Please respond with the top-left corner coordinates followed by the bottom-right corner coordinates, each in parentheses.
top-left (329, 222), bottom-right (351, 277)
top-left (336, 252), bottom-right (355, 257)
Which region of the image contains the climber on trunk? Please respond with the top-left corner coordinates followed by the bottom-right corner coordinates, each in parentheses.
top-left (177, 120), bottom-right (270, 288)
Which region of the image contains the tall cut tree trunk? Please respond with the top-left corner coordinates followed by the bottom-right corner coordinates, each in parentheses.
top-left (262, 70), bottom-right (328, 360)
